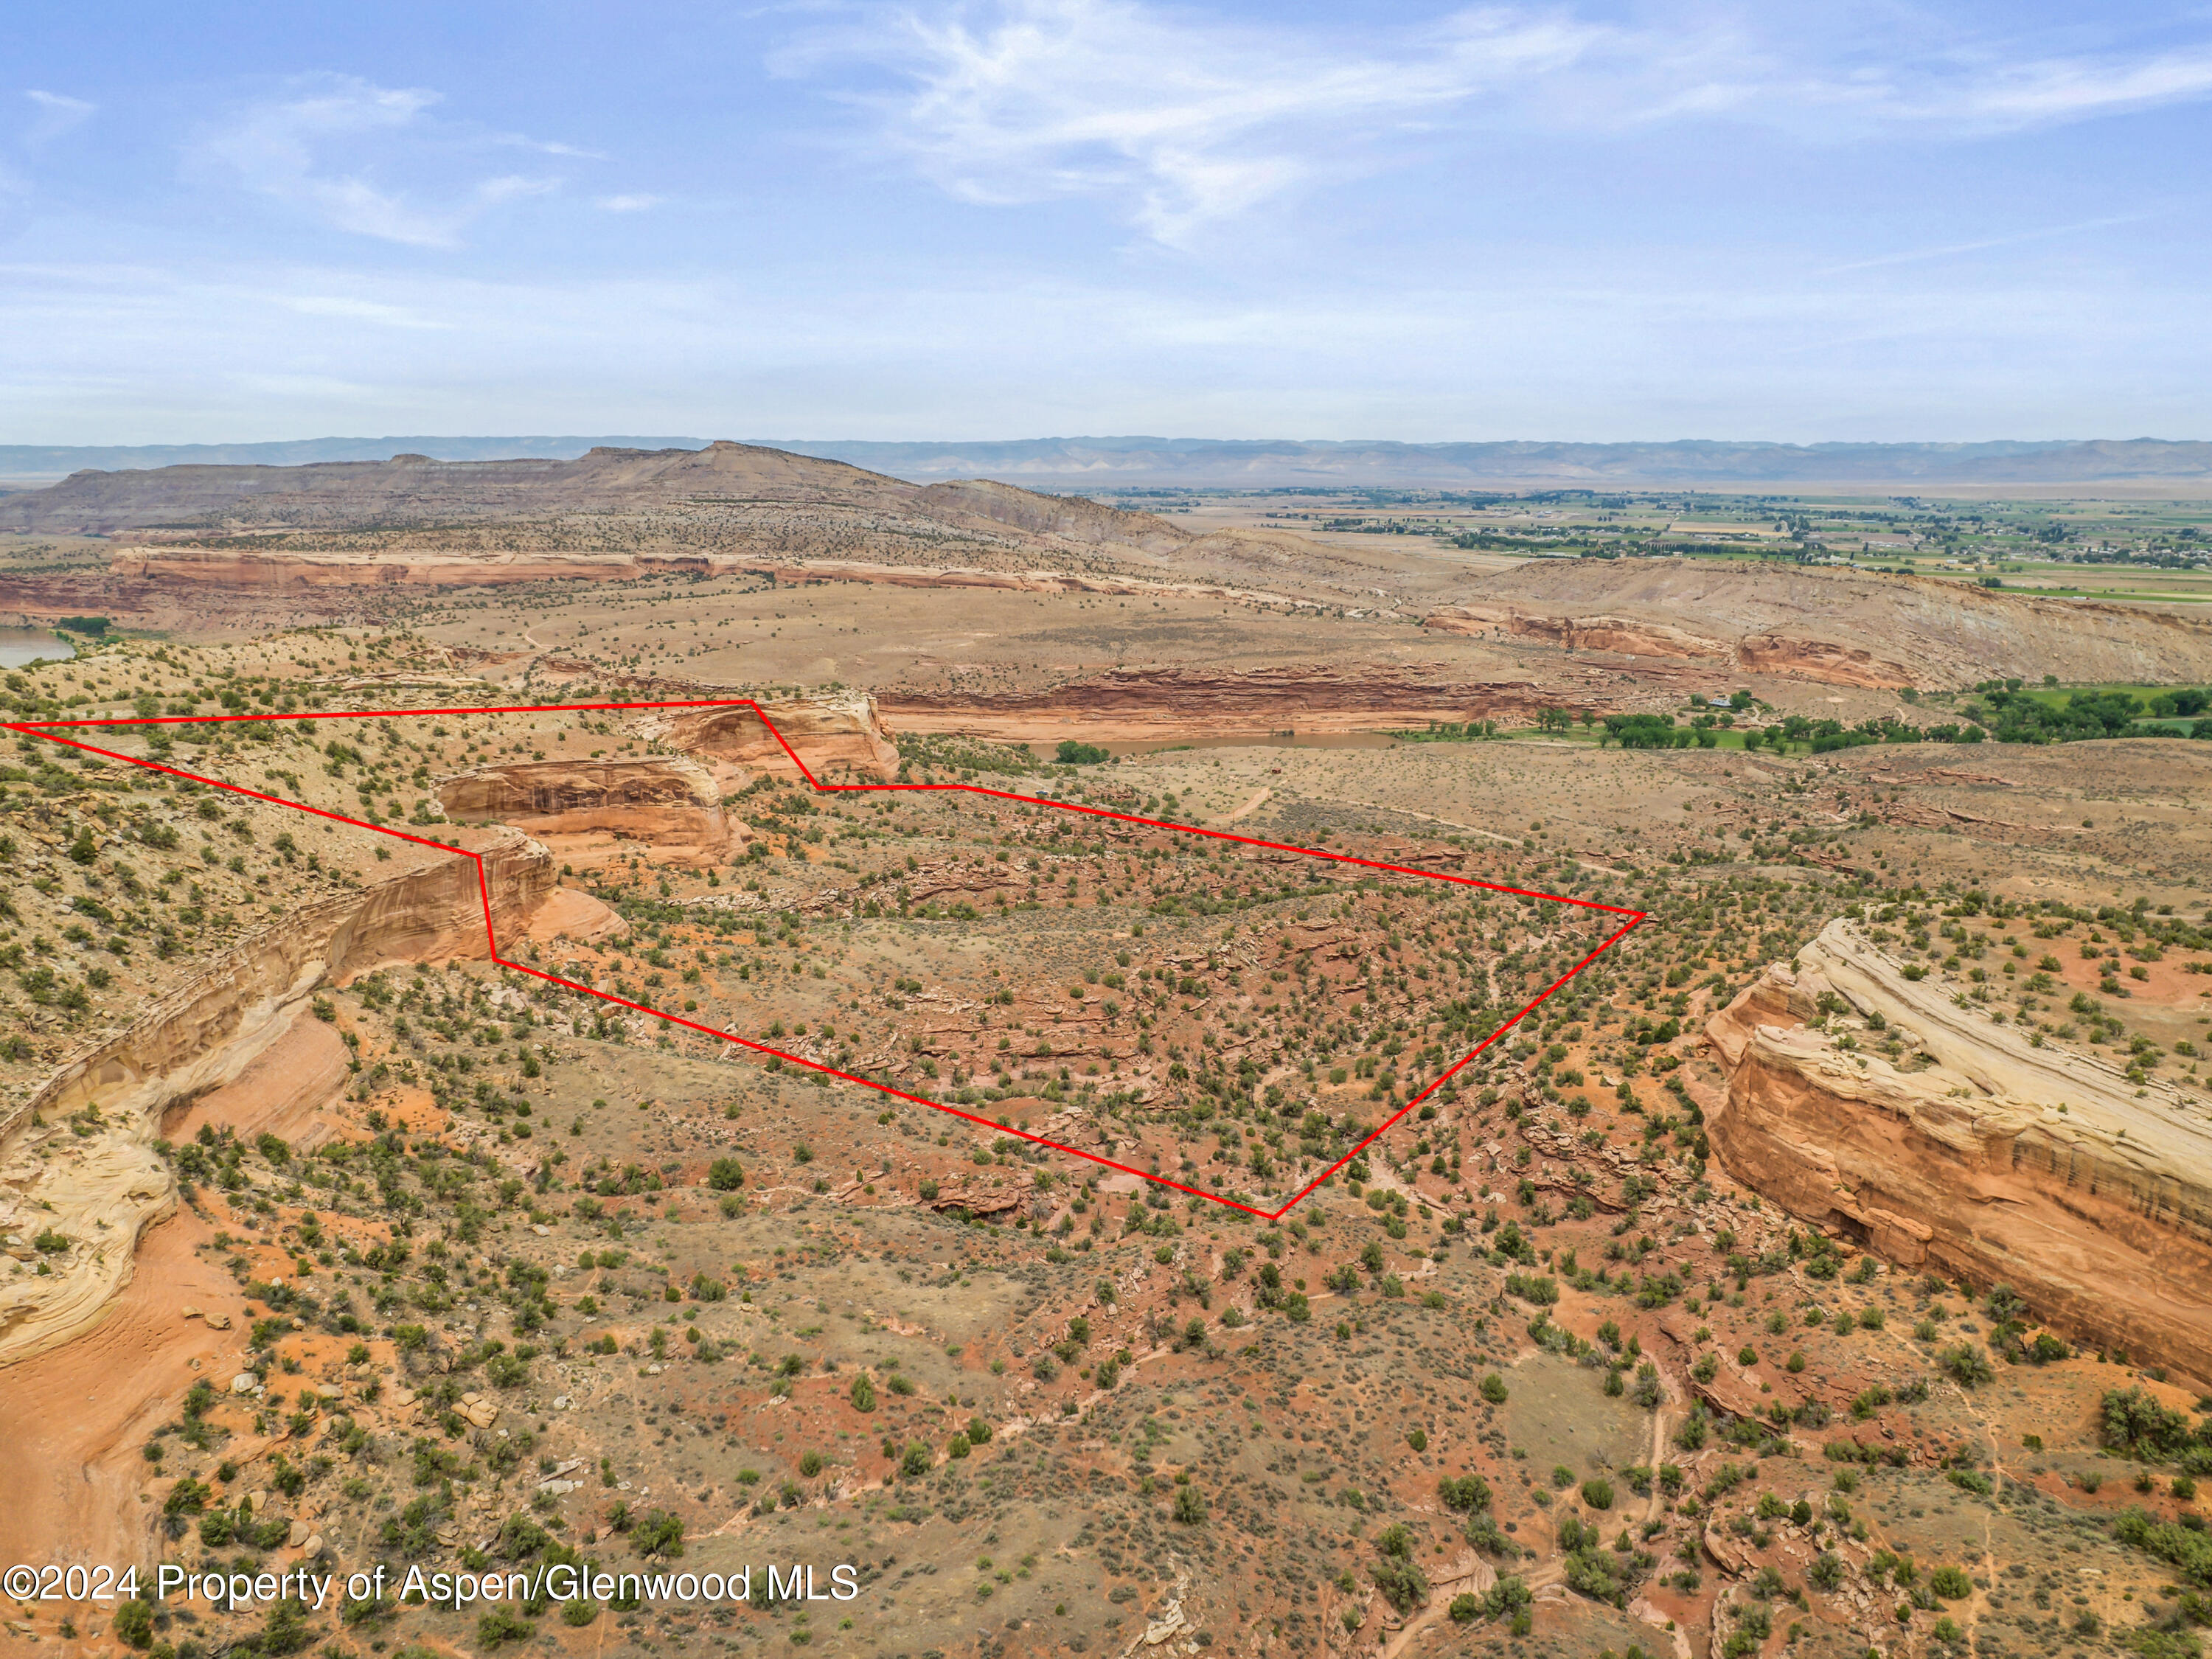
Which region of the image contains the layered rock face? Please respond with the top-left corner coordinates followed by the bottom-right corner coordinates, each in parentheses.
top-left (1426, 558), bottom-right (2212, 690)
top-left (641, 691), bottom-right (900, 782)
top-left (1421, 605), bottom-right (1731, 664)
top-left (877, 664), bottom-right (1564, 741)
top-left (437, 756), bottom-right (737, 856)
top-left (0, 829), bottom-right (552, 1363)
top-left (1705, 918), bottom-right (2212, 1385)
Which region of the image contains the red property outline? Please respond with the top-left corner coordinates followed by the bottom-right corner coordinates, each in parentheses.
top-left (7, 698), bottom-right (1642, 1220)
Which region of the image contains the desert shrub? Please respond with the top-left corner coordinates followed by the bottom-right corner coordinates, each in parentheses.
top-left (1439, 1473), bottom-right (1492, 1513)
top-left (1938, 1343), bottom-right (1993, 1386)
top-left (630, 1509), bottom-right (685, 1559)
top-left (1928, 1565), bottom-right (1972, 1599)
top-left (2101, 1387), bottom-right (2194, 1458)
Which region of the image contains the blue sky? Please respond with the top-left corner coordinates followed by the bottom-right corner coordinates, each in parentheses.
top-left (4, 0), bottom-right (2211, 443)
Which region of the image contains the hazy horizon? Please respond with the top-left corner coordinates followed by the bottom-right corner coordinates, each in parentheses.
top-left (7, 431), bottom-right (2212, 490)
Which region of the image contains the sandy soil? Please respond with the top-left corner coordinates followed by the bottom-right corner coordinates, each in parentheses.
top-left (0, 1206), bottom-right (237, 1569)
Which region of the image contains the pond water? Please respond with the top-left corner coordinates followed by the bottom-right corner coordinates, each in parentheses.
top-left (0, 627), bottom-right (77, 668)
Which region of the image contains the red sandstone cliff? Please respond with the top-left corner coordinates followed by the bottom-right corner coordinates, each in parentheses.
top-left (437, 756), bottom-right (739, 861)
top-left (1704, 919), bottom-right (2212, 1385)
top-left (0, 828), bottom-right (553, 1364)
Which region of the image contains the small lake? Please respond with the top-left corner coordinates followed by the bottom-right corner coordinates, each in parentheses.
top-left (0, 627), bottom-right (77, 668)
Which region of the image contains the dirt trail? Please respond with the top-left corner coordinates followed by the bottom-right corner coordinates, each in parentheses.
top-left (1645, 1402), bottom-right (1673, 1524)
top-left (1225, 787), bottom-right (1272, 823)
top-left (0, 1208), bottom-right (236, 1568)
top-left (1378, 1555), bottom-right (1512, 1659)
top-left (1377, 1399), bottom-right (1677, 1659)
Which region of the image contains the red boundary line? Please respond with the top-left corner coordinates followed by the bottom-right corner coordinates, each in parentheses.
top-left (6, 698), bottom-right (1643, 1220)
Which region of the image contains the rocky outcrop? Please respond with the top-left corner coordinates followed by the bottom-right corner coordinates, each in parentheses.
top-left (0, 829), bottom-right (553, 1364)
top-left (1422, 604), bottom-right (1729, 662)
top-left (639, 691), bottom-right (900, 782)
top-left (878, 664), bottom-right (1567, 741)
top-left (1732, 634), bottom-right (1913, 689)
top-left (1704, 918), bottom-right (2212, 1385)
top-left (111, 548), bottom-right (669, 588)
top-left (1427, 559), bottom-right (2212, 690)
top-left (1424, 604), bottom-right (1915, 687)
top-left (437, 757), bottom-right (737, 858)
top-left (101, 547), bottom-right (1305, 611)
top-left (8, 826), bottom-right (549, 1144)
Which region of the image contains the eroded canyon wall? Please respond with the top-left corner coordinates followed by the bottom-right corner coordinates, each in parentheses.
top-left (437, 756), bottom-right (737, 858)
top-left (640, 691), bottom-right (900, 782)
top-left (875, 664), bottom-right (1565, 741)
top-left (1704, 918), bottom-right (2212, 1385)
top-left (0, 830), bottom-right (552, 1363)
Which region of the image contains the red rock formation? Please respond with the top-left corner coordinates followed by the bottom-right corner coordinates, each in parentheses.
top-left (878, 664), bottom-right (1567, 741)
top-left (642, 691), bottom-right (899, 782)
top-left (0, 828), bottom-right (553, 1363)
top-left (7, 827), bottom-right (549, 1145)
top-left (437, 756), bottom-right (737, 858)
top-left (1422, 605), bottom-right (1728, 663)
top-left (1704, 919), bottom-right (2212, 1386)
top-left (1427, 558), bottom-right (2212, 689)
top-left (1733, 634), bottom-right (1913, 689)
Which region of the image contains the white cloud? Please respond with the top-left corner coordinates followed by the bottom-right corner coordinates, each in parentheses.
top-left (1860, 42), bottom-right (2212, 131)
top-left (195, 74), bottom-right (568, 247)
top-left (24, 90), bottom-right (96, 146)
top-left (779, 1), bottom-right (2212, 241)
top-left (282, 293), bottom-right (451, 328)
top-left (596, 193), bottom-right (663, 212)
top-left (781, 0), bottom-right (1615, 243)
top-left (501, 136), bottom-right (606, 160)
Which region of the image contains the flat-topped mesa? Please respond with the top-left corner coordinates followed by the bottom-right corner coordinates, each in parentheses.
top-left (1704, 917), bottom-right (2212, 1386)
top-left (636, 690), bottom-right (900, 783)
top-left (436, 756), bottom-right (739, 862)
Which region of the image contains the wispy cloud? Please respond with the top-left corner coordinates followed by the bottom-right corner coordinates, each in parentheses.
top-left (1871, 41), bottom-right (2212, 130)
top-left (282, 293), bottom-right (451, 328)
top-left (24, 90), bottom-right (96, 146)
top-left (596, 193), bottom-right (662, 212)
top-left (195, 74), bottom-right (568, 247)
top-left (780, 0), bottom-right (1615, 243)
top-left (779, 1), bottom-right (2212, 242)
top-left (1817, 212), bottom-right (2157, 275)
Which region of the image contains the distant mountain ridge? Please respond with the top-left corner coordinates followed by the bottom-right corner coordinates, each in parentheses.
top-left (3, 434), bottom-right (2209, 488)
top-left (0, 437), bottom-right (710, 480)
top-left (767, 437), bottom-right (2212, 487)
